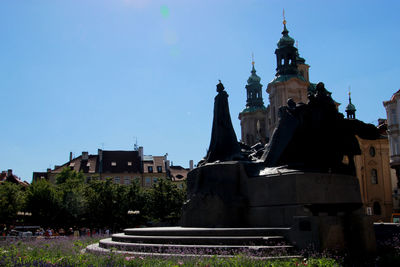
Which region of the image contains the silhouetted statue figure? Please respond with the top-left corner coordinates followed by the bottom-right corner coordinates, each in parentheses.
top-left (262, 82), bottom-right (379, 175)
top-left (200, 81), bottom-right (242, 166)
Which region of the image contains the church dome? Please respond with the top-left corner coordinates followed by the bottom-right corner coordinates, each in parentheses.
top-left (277, 24), bottom-right (295, 48)
top-left (247, 64), bottom-right (261, 84)
top-left (346, 102), bottom-right (356, 112)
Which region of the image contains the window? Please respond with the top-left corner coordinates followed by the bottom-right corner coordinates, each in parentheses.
top-left (153, 178), bottom-right (158, 184)
top-left (148, 166), bottom-right (153, 173)
top-left (124, 176), bottom-right (130, 185)
top-left (111, 162), bottom-right (116, 166)
top-left (369, 146), bottom-right (376, 157)
top-left (127, 161), bottom-right (132, 166)
top-left (145, 177), bottom-right (151, 187)
top-left (371, 169), bottom-right (378, 184)
top-left (114, 176), bottom-right (120, 184)
top-left (373, 201), bottom-right (381, 215)
top-left (157, 166), bottom-right (163, 173)
top-left (86, 162), bottom-right (90, 167)
top-left (69, 162), bottom-right (75, 167)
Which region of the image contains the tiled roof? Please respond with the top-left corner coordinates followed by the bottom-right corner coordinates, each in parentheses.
top-left (101, 150), bottom-right (141, 173)
top-left (0, 170), bottom-right (29, 186)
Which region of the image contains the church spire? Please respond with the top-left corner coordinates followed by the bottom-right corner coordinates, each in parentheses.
top-left (244, 56), bottom-right (265, 111)
top-left (274, 15), bottom-right (298, 77)
top-left (345, 88), bottom-right (356, 119)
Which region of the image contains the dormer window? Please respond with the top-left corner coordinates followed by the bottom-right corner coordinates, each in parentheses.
top-left (111, 162), bottom-right (117, 166)
top-left (127, 162), bottom-right (132, 166)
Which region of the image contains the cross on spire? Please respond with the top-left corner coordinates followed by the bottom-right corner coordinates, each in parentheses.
top-left (283, 8), bottom-right (286, 25)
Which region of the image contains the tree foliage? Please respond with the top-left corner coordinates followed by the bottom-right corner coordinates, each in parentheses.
top-left (25, 179), bottom-right (61, 227)
top-left (0, 182), bottom-right (25, 226)
top-left (0, 167), bottom-right (187, 231)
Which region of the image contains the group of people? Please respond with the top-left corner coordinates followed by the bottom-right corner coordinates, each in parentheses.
top-left (0, 224), bottom-right (111, 238)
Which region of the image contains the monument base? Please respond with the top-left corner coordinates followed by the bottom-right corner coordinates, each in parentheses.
top-left (181, 162), bottom-right (376, 252)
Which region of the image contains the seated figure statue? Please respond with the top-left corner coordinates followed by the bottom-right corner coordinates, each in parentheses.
top-left (262, 82), bottom-right (379, 175)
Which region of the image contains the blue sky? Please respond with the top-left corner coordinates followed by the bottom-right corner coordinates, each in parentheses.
top-left (1, 0), bottom-right (399, 182)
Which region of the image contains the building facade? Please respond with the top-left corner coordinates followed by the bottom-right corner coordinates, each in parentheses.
top-left (33, 147), bottom-right (171, 188)
top-left (383, 90), bottom-right (400, 212)
top-left (355, 135), bottom-right (394, 221)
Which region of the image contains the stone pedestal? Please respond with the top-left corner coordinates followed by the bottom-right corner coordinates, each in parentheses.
top-left (181, 161), bottom-right (376, 252)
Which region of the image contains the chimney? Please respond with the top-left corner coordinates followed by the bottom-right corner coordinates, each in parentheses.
top-left (69, 152), bottom-right (73, 161)
top-left (7, 169), bottom-right (12, 177)
top-left (138, 146), bottom-right (144, 159)
top-left (189, 160), bottom-right (194, 170)
top-left (98, 149), bottom-right (103, 161)
top-left (47, 168), bottom-right (51, 173)
top-left (98, 149), bottom-right (103, 173)
top-left (82, 151), bottom-right (89, 160)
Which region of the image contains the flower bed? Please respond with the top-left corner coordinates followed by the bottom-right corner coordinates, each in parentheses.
top-left (0, 236), bottom-right (341, 266)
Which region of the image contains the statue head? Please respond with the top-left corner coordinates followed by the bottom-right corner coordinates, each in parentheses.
top-left (217, 80), bottom-right (225, 93)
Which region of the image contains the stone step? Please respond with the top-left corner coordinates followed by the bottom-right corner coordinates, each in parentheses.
top-left (112, 233), bottom-right (286, 245)
top-left (123, 226), bottom-right (290, 237)
top-left (98, 238), bottom-right (294, 255)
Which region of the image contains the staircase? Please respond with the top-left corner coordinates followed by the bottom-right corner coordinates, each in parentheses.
top-left (86, 227), bottom-right (301, 259)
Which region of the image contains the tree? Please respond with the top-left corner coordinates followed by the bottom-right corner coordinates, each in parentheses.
top-left (55, 167), bottom-right (85, 185)
top-left (0, 182), bottom-right (25, 227)
top-left (25, 180), bottom-right (62, 227)
top-left (148, 179), bottom-right (186, 225)
top-left (56, 170), bottom-right (88, 228)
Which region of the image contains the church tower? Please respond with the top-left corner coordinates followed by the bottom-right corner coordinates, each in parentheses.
top-left (266, 18), bottom-right (310, 137)
top-left (239, 59), bottom-right (268, 146)
top-left (346, 91), bottom-right (356, 119)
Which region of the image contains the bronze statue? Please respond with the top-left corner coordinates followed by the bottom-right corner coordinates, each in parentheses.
top-left (199, 81), bottom-right (242, 165)
top-left (262, 82), bottom-right (379, 174)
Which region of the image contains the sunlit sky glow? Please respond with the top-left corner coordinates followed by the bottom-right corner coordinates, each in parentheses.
top-left (1, 0), bottom-right (399, 182)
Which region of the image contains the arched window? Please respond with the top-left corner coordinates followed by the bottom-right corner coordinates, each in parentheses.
top-left (373, 201), bottom-right (381, 215)
top-left (371, 169), bottom-right (378, 184)
top-left (369, 146), bottom-right (376, 157)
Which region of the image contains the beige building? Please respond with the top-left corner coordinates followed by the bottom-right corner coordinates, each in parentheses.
top-left (33, 147), bottom-right (171, 188)
top-left (355, 134), bottom-right (395, 221)
top-left (169, 161), bottom-right (193, 189)
top-left (142, 155), bottom-right (168, 188)
top-left (383, 90), bottom-right (400, 212)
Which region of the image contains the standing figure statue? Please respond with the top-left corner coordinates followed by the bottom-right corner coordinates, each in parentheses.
top-left (200, 81), bottom-right (242, 165)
